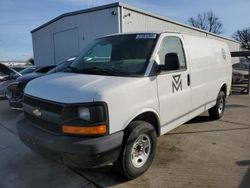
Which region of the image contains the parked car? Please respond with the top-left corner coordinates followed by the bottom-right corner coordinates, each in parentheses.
top-left (18, 66), bottom-right (38, 75)
top-left (7, 60), bottom-right (73, 109)
top-left (16, 32), bottom-right (232, 179)
top-left (6, 65), bottom-right (55, 108)
top-left (232, 62), bottom-right (249, 83)
top-left (11, 66), bottom-right (31, 72)
top-left (0, 63), bottom-right (21, 98)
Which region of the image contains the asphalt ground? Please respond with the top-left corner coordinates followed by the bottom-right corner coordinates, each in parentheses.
top-left (0, 95), bottom-right (249, 188)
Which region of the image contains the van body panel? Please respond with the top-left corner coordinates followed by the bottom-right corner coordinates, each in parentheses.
top-left (17, 32), bottom-right (232, 168)
top-left (153, 33), bottom-right (192, 134)
top-left (182, 34), bottom-right (232, 111)
top-left (25, 73), bottom-right (156, 104)
top-left (24, 32), bottom-right (232, 136)
top-left (94, 76), bottom-right (159, 134)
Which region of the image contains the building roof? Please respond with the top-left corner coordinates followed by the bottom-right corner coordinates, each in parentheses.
top-left (31, 2), bottom-right (239, 44)
top-left (31, 2), bottom-right (121, 33)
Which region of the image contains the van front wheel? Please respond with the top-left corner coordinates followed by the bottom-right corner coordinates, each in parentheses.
top-left (114, 121), bottom-right (157, 179)
top-left (209, 91), bottom-right (226, 120)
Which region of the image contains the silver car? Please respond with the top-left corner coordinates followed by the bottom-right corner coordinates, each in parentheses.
top-left (232, 62), bottom-right (249, 84)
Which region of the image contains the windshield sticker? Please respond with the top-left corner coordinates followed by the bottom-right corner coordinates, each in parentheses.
top-left (136, 33), bottom-right (157, 39)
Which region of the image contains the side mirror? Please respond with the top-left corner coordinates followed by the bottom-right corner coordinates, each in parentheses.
top-left (165, 53), bottom-right (179, 71)
top-left (158, 53), bottom-right (180, 72)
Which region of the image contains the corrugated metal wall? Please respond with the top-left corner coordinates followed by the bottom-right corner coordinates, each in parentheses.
top-left (122, 8), bottom-right (205, 37)
top-left (121, 7), bottom-right (240, 59)
top-left (32, 7), bottom-right (120, 66)
top-left (32, 4), bottom-right (240, 66)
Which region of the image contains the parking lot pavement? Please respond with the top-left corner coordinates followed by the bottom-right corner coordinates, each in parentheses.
top-left (0, 95), bottom-right (250, 188)
top-left (0, 100), bottom-right (96, 188)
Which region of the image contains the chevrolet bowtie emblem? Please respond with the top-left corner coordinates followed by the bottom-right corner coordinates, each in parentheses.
top-left (33, 109), bottom-right (42, 117)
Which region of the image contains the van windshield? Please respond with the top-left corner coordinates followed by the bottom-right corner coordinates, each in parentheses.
top-left (69, 34), bottom-right (158, 76)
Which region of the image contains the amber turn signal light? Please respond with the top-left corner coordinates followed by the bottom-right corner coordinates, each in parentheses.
top-left (62, 125), bottom-right (107, 135)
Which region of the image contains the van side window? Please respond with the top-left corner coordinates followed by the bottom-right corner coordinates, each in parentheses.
top-left (158, 36), bottom-right (186, 70)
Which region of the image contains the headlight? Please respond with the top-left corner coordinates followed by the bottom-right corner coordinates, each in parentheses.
top-left (78, 107), bottom-right (90, 121)
top-left (63, 103), bottom-right (108, 136)
top-left (5, 82), bottom-right (18, 99)
top-left (77, 105), bottom-right (106, 122)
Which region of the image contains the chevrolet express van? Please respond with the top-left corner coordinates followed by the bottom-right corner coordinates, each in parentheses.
top-left (17, 32), bottom-right (232, 179)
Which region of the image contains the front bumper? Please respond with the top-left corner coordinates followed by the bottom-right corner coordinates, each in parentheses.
top-left (17, 114), bottom-right (124, 167)
top-left (6, 84), bottom-right (23, 109)
top-left (8, 97), bottom-right (23, 109)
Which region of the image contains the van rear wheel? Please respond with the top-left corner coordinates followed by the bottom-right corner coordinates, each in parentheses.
top-left (209, 91), bottom-right (225, 120)
top-left (114, 121), bottom-right (157, 179)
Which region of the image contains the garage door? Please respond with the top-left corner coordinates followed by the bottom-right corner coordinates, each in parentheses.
top-left (53, 27), bottom-right (79, 64)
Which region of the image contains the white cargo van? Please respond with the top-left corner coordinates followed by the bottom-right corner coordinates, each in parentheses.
top-left (17, 32), bottom-right (232, 179)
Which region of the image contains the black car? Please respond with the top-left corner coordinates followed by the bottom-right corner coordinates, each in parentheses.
top-left (18, 66), bottom-right (38, 75)
top-left (0, 63), bottom-right (21, 98)
top-left (11, 66), bottom-right (31, 73)
top-left (6, 61), bottom-right (73, 109)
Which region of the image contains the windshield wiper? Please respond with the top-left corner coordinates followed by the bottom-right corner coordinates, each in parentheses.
top-left (66, 66), bottom-right (82, 73)
top-left (66, 66), bottom-right (135, 76)
top-left (72, 67), bottom-right (117, 76)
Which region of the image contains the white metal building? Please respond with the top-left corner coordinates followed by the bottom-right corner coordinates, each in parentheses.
top-left (31, 2), bottom-right (240, 66)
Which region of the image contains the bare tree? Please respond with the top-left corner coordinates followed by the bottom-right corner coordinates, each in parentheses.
top-left (188, 11), bottom-right (223, 34)
top-left (232, 27), bottom-right (250, 50)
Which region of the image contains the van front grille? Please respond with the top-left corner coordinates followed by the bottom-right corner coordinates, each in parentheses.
top-left (25, 112), bottom-right (61, 134)
top-left (23, 95), bottom-right (63, 114)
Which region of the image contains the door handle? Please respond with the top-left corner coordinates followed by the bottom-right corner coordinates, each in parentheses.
top-left (187, 74), bottom-right (190, 86)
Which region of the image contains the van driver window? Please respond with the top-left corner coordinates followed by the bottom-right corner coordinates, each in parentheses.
top-left (158, 36), bottom-right (186, 70)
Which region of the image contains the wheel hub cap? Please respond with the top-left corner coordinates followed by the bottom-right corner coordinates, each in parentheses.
top-left (131, 134), bottom-right (151, 168)
top-left (218, 97), bottom-right (224, 114)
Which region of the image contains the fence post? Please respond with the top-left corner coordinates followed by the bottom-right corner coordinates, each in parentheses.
top-left (246, 57), bottom-right (250, 94)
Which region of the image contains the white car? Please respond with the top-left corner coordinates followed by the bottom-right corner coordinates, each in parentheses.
top-left (17, 32), bottom-right (232, 179)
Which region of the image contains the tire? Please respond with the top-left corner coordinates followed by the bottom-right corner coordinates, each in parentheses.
top-left (209, 91), bottom-right (226, 120)
top-left (114, 121), bottom-right (157, 179)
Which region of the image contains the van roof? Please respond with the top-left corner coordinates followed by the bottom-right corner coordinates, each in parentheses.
top-left (103, 31), bottom-right (164, 37)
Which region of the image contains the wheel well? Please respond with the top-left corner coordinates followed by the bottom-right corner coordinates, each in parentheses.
top-left (132, 112), bottom-right (160, 136)
top-left (220, 84), bottom-right (227, 96)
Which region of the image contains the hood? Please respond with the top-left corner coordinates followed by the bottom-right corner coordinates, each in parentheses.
top-left (17, 72), bottom-right (44, 83)
top-left (24, 73), bottom-right (137, 104)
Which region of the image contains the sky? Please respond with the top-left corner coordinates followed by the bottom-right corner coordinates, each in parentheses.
top-left (0, 0), bottom-right (250, 61)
